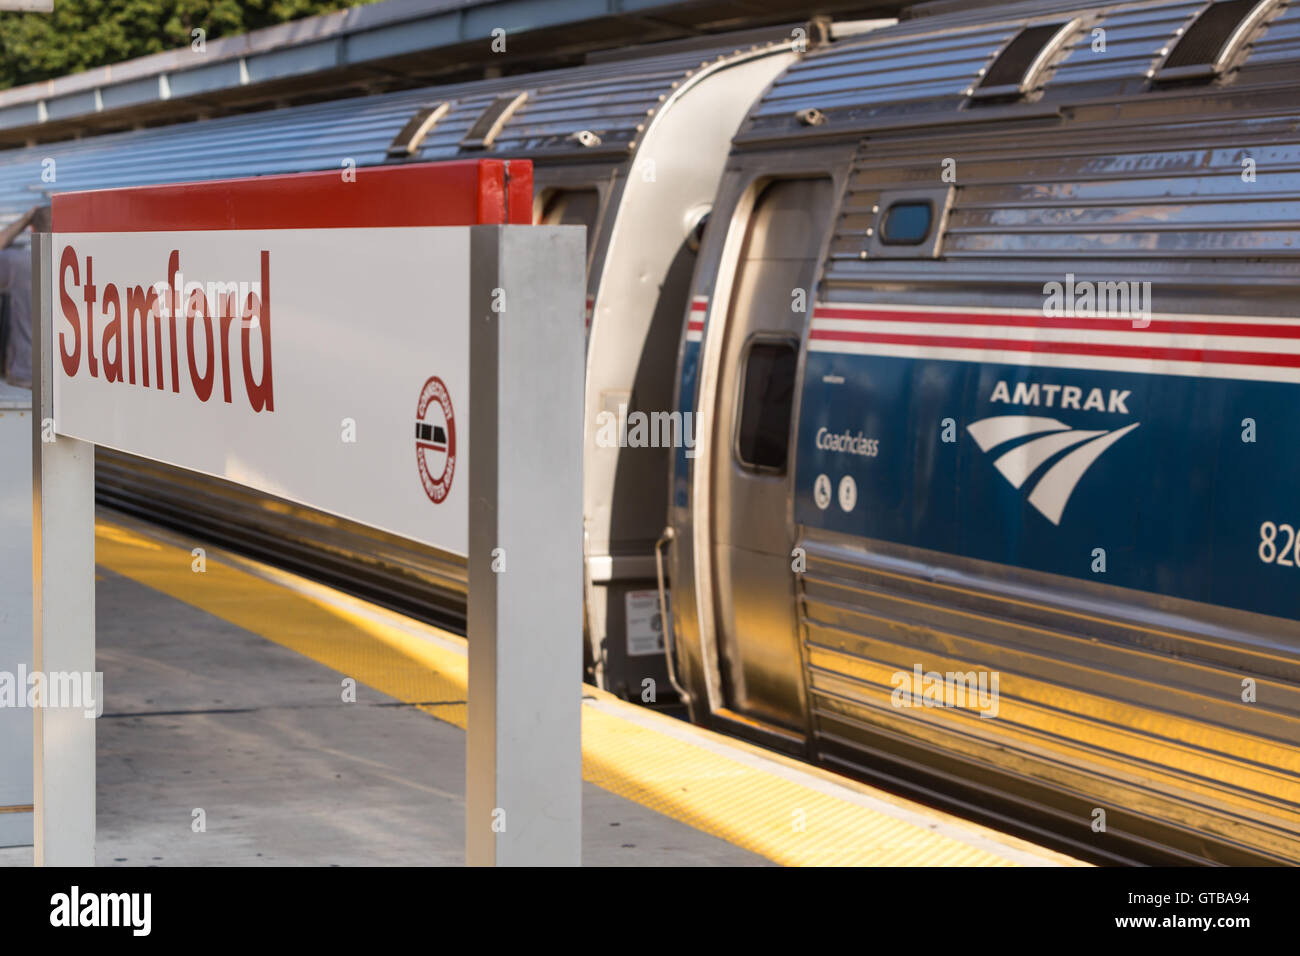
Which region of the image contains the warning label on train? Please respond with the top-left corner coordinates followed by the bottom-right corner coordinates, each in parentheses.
top-left (625, 590), bottom-right (669, 657)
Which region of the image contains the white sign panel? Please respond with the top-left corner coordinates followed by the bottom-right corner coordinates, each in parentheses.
top-left (51, 228), bottom-right (470, 555)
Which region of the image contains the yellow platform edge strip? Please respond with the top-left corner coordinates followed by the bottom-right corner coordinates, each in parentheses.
top-left (94, 517), bottom-right (1079, 867)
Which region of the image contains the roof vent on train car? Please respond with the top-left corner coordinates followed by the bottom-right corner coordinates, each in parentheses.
top-left (1152, 0), bottom-right (1283, 83)
top-left (460, 91), bottom-right (529, 150)
top-left (970, 19), bottom-right (1081, 101)
top-left (386, 102), bottom-right (452, 159)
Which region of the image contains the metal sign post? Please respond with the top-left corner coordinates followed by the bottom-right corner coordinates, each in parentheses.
top-left (32, 161), bottom-right (583, 866)
top-left (31, 230), bottom-right (96, 866)
top-left (466, 228), bottom-right (584, 866)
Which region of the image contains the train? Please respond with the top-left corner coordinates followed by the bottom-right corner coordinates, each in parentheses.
top-left (1, 21), bottom-right (857, 699)
top-left (4, 0), bottom-right (1300, 865)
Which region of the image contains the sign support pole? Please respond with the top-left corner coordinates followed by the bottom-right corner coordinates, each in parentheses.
top-left (466, 225), bottom-right (584, 866)
top-left (31, 231), bottom-right (97, 866)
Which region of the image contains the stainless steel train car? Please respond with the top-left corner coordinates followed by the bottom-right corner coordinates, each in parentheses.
top-left (665, 0), bottom-right (1300, 864)
top-left (0, 26), bottom-right (865, 699)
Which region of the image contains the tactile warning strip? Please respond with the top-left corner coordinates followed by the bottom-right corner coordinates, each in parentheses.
top-left (94, 516), bottom-right (1081, 867)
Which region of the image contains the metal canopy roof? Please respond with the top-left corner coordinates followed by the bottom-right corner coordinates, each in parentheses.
top-left (0, 0), bottom-right (901, 147)
top-left (0, 39), bottom-right (787, 223)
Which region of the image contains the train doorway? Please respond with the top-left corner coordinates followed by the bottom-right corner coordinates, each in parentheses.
top-left (707, 177), bottom-right (834, 730)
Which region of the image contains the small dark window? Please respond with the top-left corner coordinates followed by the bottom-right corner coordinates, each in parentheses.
top-left (736, 340), bottom-right (798, 472)
top-left (880, 201), bottom-right (933, 245)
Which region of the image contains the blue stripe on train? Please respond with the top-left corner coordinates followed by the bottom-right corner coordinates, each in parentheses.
top-left (673, 340), bottom-right (701, 509)
top-left (794, 351), bottom-right (1298, 624)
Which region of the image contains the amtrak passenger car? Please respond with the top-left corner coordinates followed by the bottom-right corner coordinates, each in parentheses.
top-left (667, 0), bottom-right (1300, 864)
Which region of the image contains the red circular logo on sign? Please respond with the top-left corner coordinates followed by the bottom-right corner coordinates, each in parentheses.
top-left (415, 376), bottom-right (456, 504)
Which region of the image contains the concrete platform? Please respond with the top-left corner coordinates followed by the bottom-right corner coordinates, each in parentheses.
top-left (3, 513), bottom-right (1083, 867)
top-left (5, 565), bottom-right (763, 866)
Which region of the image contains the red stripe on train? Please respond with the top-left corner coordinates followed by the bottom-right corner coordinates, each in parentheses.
top-left (809, 330), bottom-right (1300, 368)
top-left (812, 306), bottom-right (1300, 340)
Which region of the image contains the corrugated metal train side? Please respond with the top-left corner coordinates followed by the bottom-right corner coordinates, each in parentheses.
top-left (669, 0), bottom-right (1300, 864)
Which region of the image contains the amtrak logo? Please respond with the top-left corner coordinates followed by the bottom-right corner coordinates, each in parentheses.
top-left (967, 416), bottom-right (1139, 526)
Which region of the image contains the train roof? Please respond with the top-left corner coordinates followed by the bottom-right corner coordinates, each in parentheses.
top-left (738, 0), bottom-right (1300, 146)
top-left (0, 38), bottom-right (791, 224)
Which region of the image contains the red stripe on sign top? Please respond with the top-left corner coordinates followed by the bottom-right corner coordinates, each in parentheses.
top-left (506, 160), bottom-right (534, 225)
top-left (477, 161), bottom-right (506, 225)
top-left (812, 306), bottom-right (1300, 340)
top-left (690, 300), bottom-right (708, 312)
top-left (52, 159), bottom-right (534, 232)
top-left (810, 329), bottom-right (1300, 369)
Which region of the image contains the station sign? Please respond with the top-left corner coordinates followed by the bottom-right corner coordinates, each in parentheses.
top-left (34, 159), bottom-right (584, 867)
top-left (50, 161), bottom-right (531, 557)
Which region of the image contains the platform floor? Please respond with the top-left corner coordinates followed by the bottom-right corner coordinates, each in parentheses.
top-left (3, 512), bottom-right (1083, 867)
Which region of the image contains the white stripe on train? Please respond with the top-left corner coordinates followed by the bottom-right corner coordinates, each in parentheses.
top-left (808, 318), bottom-right (1300, 354)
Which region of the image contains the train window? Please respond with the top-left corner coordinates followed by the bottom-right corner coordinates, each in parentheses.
top-left (868, 186), bottom-right (953, 259)
top-left (736, 339), bottom-right (798, 473)
top-left (880, 201), bottom-right (933, 245)
top-left (538, 188), bottom-right (601, 257)
top-left (1154, 0), bottom-right (1281, 82)
top-left (971, 20), bottom-right (1079, 100)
